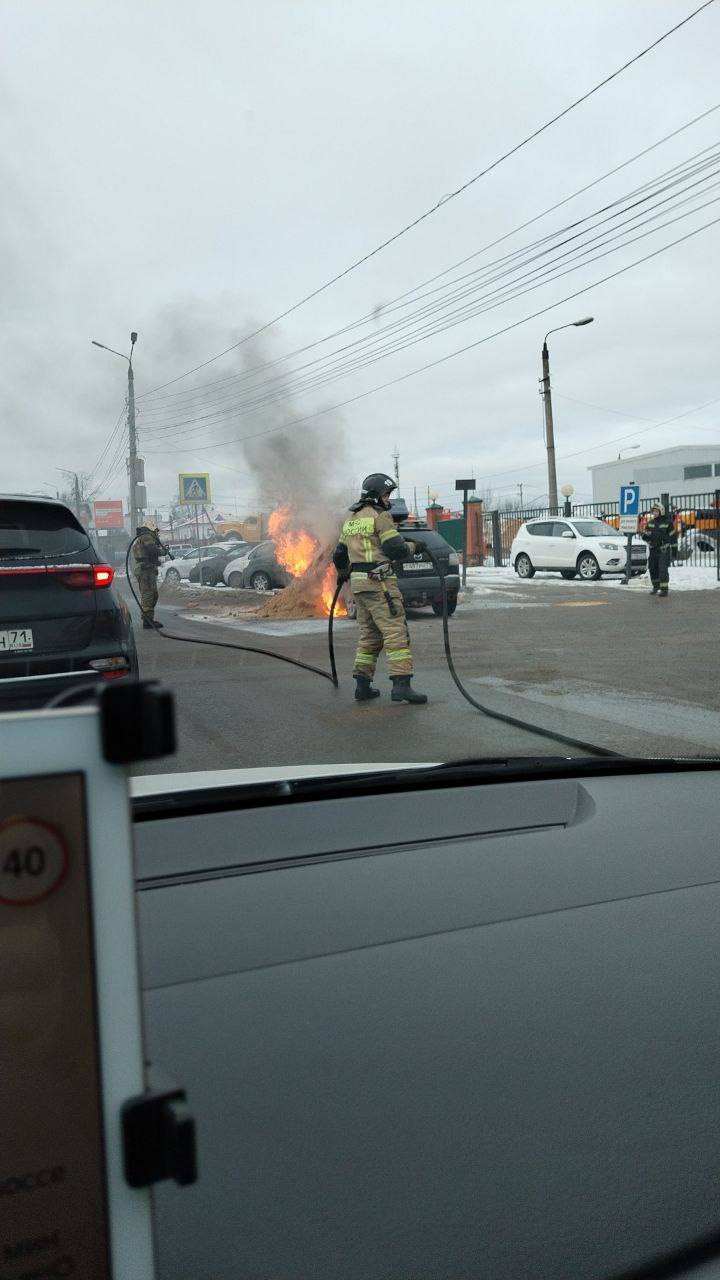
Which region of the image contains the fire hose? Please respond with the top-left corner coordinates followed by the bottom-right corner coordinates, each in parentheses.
top-left (58, 537), bottom-right (617, 758)
top-left (328, 546), bottom-right (620, 760)
top-left (122, 537), bottom-right (339, 686)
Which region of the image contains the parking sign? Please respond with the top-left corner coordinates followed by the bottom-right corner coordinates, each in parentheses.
top-left (620, 485), bottom-right (639, 516)
top-left (619, 485), bottom-right (640, 535)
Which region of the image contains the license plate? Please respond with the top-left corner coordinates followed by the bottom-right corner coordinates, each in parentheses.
top-left (0, 628), bottom-right (33, 652)
top-left (403, 562), bottom-right (432, 571)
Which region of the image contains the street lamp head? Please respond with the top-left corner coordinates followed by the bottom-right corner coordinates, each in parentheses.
top-left (130, 332), bottom-right (138, 345)
top-left (92, 338), bottom-right (129, 362)
top-left (544, 316), bottom-right (594, 344)
top-left (560, 483), bottom-right (575, 497)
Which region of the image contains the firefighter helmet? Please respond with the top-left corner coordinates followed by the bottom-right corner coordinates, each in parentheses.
top-left (360, 473), bottom-right (397, 503)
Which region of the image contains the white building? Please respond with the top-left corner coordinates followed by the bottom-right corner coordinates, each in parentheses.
top-left (588, 445), bottom-right (720, 505)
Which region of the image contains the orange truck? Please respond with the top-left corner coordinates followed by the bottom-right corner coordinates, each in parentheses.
top-left (214, 514), bottom-right (266, 544)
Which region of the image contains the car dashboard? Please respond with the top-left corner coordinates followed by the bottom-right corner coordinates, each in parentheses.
top-left (133, 758), bottom-right (720, 1280)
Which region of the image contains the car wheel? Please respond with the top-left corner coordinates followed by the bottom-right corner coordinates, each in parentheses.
top-left (515, 553), bottom-right (535, 578)
top-left (432, 597), bottom-right (457, 616)
top-left (250, 570), bottom-right (272, 592)
top-left (227, 572), bottom-right (244, 588)
top-left (164, 567), bottom-right (180, 583)
top-left (577, 552), bottom-right (601, 581)
top-left (560, 569), bottom-right (577, 580)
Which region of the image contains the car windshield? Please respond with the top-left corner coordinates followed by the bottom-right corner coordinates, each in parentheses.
top-left (3, 2), bottom-right (719, 770)
top-left (572, 521), bottom-right (623, 538)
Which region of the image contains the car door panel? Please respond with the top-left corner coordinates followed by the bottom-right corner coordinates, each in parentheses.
top-left (545, 521), bottom-right (575, 568)
top-left (525, 521), bottom-right (554, 567)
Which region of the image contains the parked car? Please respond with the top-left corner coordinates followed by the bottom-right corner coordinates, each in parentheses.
top-left (676, 525), bottom-right (720, 560)
top-left (0, 495), bottom-right (138, 709)
top-left (159, 543), bottom-right (241, 585)
top-left (223, 540), bottom-right (291, 592)
top-left (511, 517), bottom-right (648, 581)
top-left (188, 542), bottom-right (251, 586)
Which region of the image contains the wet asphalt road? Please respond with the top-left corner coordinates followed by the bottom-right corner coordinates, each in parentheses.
top-left (123, 572), bottom-right (720, 776)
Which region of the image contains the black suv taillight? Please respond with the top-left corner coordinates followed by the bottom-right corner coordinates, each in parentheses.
top-left (0, 564), bottom-right (115, 589)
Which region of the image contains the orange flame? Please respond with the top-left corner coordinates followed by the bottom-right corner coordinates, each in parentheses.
top-left (322, 565), bottom-right (347, 617)
top-left (268, 505), bottom-right (319, 577)
top-left (268, 504), bottom-right (348, 617)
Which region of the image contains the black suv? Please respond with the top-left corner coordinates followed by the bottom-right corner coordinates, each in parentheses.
top-left (346, 503), bottom-right (460, 617)
top-left (393, 518), bottom-right (460, 615)
top-left (0, 496), bottom-right (138, 709)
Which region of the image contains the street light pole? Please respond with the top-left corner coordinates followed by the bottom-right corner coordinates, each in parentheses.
top-left (541, 317), bottom-right (594, 513)
top-left (55, 468), bottom-right (83, 518)
top-left (92, 332), bottom-right (140, 530)
top-left (127, 337), bottom-right (138, 530)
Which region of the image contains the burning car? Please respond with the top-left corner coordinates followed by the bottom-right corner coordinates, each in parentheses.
top-left (223, 540), bottom-right (291, 593)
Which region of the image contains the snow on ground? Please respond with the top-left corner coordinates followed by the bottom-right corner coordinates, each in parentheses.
top-left (465, 566), bottom-right (720, 592)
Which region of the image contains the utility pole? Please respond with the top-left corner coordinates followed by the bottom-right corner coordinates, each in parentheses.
top-left (392, 445), bottom-right (400, 494)
top-left (413, 486), bottom-right (418, 518)
top-left (92, 331), bottom-right (141, 531)
top-left (540, 317), bottom-right (594, 515)
top-left (540, 340), bottom-right (558, 514)
top-left (127, 332), bottom-right (139, 531)
top-left (55, 468), bottom-right (84, 519)
top-left (518, 482), bottom-right (524, 508)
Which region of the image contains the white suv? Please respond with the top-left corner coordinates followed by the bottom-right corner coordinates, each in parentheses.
top-left (510, 517), bottom-right (648, 581)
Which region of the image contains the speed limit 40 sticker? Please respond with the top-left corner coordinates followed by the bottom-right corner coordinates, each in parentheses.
top-left (0, 817), bottom-right (69, 905)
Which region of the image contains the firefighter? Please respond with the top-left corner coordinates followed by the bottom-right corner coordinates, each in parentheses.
top-left (641, 502), bottom-right (678, 596)
top-left (132, 518), bottom-right (167, 629)
top-left (333, 473), bottom-right (428, 704)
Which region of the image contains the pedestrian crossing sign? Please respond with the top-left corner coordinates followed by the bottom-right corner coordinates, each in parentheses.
top-left (179, 473), bottom-right (211, 503)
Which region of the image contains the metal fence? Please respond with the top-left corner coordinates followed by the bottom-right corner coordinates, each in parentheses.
top-left (481, 490), bottom-right (720, 573)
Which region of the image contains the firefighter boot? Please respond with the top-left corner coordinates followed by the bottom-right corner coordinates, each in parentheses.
top-left (391, 675), bottom-right (428, 704)
top-left (355, 675), bottom-right (380, 701)
top-left (659, 586), bottom-right (669, 597)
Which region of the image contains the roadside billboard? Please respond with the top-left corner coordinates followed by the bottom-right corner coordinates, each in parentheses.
top-left (93, 499), bottom-right (124, 529)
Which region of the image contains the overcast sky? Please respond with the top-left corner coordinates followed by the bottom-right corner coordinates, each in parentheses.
top-left (3, 0), bottom-right (720, 515)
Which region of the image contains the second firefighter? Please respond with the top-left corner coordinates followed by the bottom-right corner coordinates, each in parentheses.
top-left (333, 472), bottom-right (428, 704)
top-left (642, 503), bottom-right (678, 596)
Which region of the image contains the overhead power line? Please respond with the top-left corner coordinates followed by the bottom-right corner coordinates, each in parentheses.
top-left (403, 392), bottom-right (720, 495)
top-left (139, 102), bottom-right (720, 410)
top-left (138, 139), bottom-right (720, 431)
top-left (138, 0), bottom-right (718, 399)
top-left (88, 427), bottom-right (129, 498)
top-left (140, 163), bottom-right (720, 445)
top-left (475, 393), bottom-right (720, 483)
top-left (86, 402), bottom-right (127, 484)
top-left (142, 210), bottom-right (720, 457)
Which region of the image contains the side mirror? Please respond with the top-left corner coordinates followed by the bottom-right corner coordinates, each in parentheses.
top-left (561, 530), bottom-right (575, 539)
